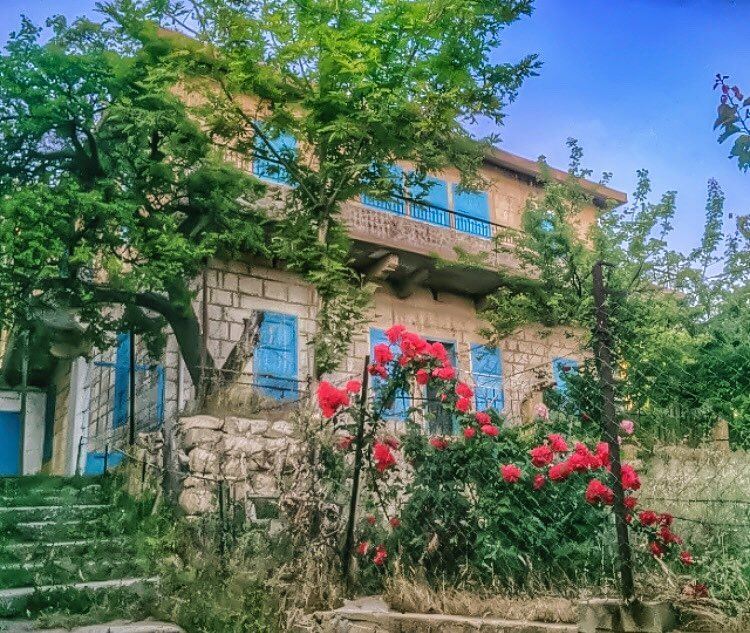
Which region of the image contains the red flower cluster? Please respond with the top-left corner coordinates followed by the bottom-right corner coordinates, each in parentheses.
top-left (501, 464), bottom-right (522, 483)
top-left (632, 509), bottom-right (689, 564)
top-left (585, 479), bottom-right (614, 505)
top-left (373, 441), bottom-right (396, 473)
top-left (317, 381), bottom-right (350, 418)
top-left (429, 436), bottom-right (448, 451)
top-left (373, 544), bottom-right (388, 566)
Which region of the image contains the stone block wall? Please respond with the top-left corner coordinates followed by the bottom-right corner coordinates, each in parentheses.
top-left (176, 413), bottom-right (302, 518)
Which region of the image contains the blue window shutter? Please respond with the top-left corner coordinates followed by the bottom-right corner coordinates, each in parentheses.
top-left (113, 333), bottom-right (130, 428)
top-left (453, 187), bottom-right (491, 238)
top-left (370, 328), bottom-right (409, 420)
top-left (552, 357), bottom-right (579, 395)
top-left (253, 123), bottom-right (296, 183)
top-left (411, 176), bottom-right (450, 227)
top-left (155, 365), bottom-right (165, 425)
top-left (361, 165), bottom-right (405, 215)
top-left (254, 312), bottom-right (299, 400)
top-left (471, 344), bottom-right (503, 411)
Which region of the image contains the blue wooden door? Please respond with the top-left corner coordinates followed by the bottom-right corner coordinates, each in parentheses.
top-left (254, 312), bottom-right (299, 400)
top-left (0, 411), bottom-right (22, 476)
top-left (453, 187), bottom-right (491, 238)
top-left (471, 344), bottom-right (504, 411)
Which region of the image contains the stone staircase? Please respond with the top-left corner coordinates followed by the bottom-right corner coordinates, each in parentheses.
top-left (0, 476), bottom-right (156, 622)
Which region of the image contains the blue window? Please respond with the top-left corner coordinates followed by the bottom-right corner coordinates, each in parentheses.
top-left (361, 165), bottom-right (405, 215)
top-left (410, 176), bottom-right (450, 227)
top-left (84, 450), bottom-right (125, 476)
top-left (552, 357), bottom-right (579, 395)
top-left (370, 328), bottom-right (410, 419)
top-left (425, 339), bottom-right (457, 434)
top-left (113, 333), bottom-right (130, 428)
top-left (252, 125), bottom-right (296, 184)
top-left (99, 333), bottom-right (165, 431)
top-left (453, 187), bottom-right (491, 238)
top-left (254, 312), bottom-right (299, 400)
top-left (471, 344), bottom-right (504, 412)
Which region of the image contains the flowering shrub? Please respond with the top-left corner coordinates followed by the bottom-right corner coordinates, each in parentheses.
top-left (317, 326), bottom-right (696, 590)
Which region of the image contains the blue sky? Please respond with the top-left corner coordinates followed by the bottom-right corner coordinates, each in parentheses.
top-left (1, 0), bottom-right (747, 255)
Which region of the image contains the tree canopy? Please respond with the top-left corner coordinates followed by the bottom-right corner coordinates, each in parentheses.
top-left (1, 0), bottom-right (539, 388)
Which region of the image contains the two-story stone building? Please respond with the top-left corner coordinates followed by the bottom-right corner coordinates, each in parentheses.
top-left (4, 136), bottom-right (626, 477)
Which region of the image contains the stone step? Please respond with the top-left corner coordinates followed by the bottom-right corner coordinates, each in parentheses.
top-left (0, 619), bottom-right (184, 632)
top-left (0, 538), bottom-right (128, 567)
top-left (0, 554), bottom-right (148, 590)
top-left (6, 517), bottom-right (110, 542)
top-left (0, 576), bottom-right (157, 618)
top-left (0, 504), bottom-right (109, 518)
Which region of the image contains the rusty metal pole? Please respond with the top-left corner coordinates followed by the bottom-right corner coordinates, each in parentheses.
top-left (342, 355), bottom-right (371, 582)
top-left (592, 261), bottom-right (635, 603)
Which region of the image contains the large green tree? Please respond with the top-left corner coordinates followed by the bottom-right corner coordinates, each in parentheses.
top-left (0, 16), bottom-right (268, 387)
top-left (103, 0), bottom-right (539, 375)
top-left (1, 0), bottom-right (539, 388)
top-left (481, 141), bottom-right (750, 443)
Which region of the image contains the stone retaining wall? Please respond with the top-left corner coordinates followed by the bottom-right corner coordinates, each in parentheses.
top-left (176, 413), bottom-right (302, 518)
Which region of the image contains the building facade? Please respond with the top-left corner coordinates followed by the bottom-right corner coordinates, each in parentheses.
top-left (12, 140), bottom-right (626, 477)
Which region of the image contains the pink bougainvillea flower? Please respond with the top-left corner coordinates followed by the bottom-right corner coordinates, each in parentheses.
top-left (547, 433), bottom-right (569, 453)
top-left (317, 381), bottom-right (350, 418)
top-left (429, 436), bottom-right (448, 451)
top-left (624, 495), bottom-right (637, 510)
top-left (383, 435), bottom-right (400, 450)
top-left (621, 464), bottom-right (641, 491)
top-left (548, 461), bottom-right (572, 482)
top-left (475, 411), bottom-right (491, 425)
top-left (385, 324), bottom-right (407, 343)
top-left (568, 443), bottom-right (600, 472)
top-left (680, 551), bottom-right (693, 566)
top-left (374, 343), bottom-right (394, 365)
top-left (659, 513), bottom-right (674, 527)
top-left (456, 397), bottom-right (472, 413)
top-left (373, 544), bottom-right (388, 566)
top-left (659, 525), bottom-right (683, 545)
top-left (366, 514), bottom-right (376, 525)
top-left (529, 444), bottom-right (554, 468)
top-left (400, 332), bottom-right (428, 358)
top-left (585, 479), bottom-right (614, 505)
top-left (533, 473), bottom-right (546, 490)
top-left (638, 510), bottom-right (659, 526)
top-left (368, 364), bottom-right (388, 379)
top-left (619, 419), bottom-right (635, 435)
top-left (535, 403), bottom-right (550, 421)
top-left (429, 341), bottom-right (449, 363)
top-left (356, 541), bottom-right (370, 556)
top-left (373, 442), bottom-right (396, 473)
top-left (649, 541), bottom-right (664, 558)
top-left (463, 426), bottom-right (477, 439)
top-left (415, 368), bottom-right (430, 385)
top-left (501, 464), bottom-right (522, 483)
top-left (432, 365), bottom-right (456, 381)
top-left (389, 517), bottom-right (401, 529)
top-left (456, 382), bottom-right (474, 398)
top-left (480, 424), bottom-right (499, 437)
top-left (345, 379), bottom-right (362, 394)
top-left (595, 442), bottom-right (611, 469)
top-left (336, 434), bottom-right (355, 451)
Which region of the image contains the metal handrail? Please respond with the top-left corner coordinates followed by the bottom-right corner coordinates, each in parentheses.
top-left (246, 149), bottom-right (521, 244)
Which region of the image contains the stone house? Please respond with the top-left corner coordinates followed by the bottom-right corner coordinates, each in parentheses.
top-left (0, 136), bottom-right (626, 478)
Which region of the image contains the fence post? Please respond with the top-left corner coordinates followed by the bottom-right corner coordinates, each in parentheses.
top-left (129, 330), bottom-right (136, 447)
top-left (592, 261), bottom-right (636, 603)
top-left (342, 355), bottom-right (371, 582)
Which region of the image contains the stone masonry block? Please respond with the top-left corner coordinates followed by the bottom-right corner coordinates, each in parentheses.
top-left (578, 599), bottom-right (677, 633)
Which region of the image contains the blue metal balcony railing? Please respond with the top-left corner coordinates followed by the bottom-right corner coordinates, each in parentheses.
top-left (246, 151), bottom-right (515, 243)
